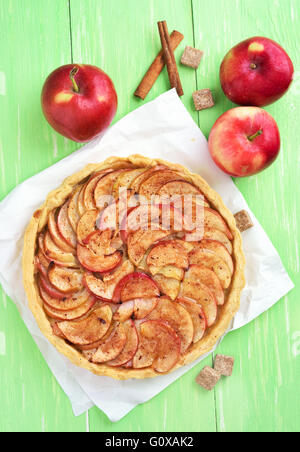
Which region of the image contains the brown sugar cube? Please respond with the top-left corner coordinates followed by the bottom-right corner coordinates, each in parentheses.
top-left (195, 366), bottom-right (221, 391)
top-left (192, 89), bottom-right (214, 111)
top-left (181, 46), bottom-right (203, 69)
top-left (214, 354), bottom-right (235, 377)
top-left (234, 210), bottom-right (254, 232)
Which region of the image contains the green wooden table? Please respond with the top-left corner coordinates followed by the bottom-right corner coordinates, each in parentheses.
top-left (0, 0), bottom-right (299, 432)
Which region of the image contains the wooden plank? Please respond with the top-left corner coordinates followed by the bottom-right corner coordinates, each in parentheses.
top-left (69, 0), bottom-right (216, 432)
top-left (0, 0), bottom-right (85, 432)
top-left (192, 0), bottom-right (300, 432)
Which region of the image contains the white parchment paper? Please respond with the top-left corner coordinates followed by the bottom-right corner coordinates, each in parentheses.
top-left (0, 89), bottom-right (294, 422)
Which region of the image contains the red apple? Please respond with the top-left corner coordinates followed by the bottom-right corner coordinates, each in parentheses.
top-left (41, 64), bottom-right (117, 142)
top-left (220, 37), bottom-right (294, 107)
top-left (208, 107), bottom-right (280, 177)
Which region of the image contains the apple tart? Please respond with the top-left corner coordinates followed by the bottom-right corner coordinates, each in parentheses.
top-left (23, 155), bottom-right (245, 379)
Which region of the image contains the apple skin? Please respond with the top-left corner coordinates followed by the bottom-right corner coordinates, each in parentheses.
top-left (41, 64), bottom-right (117, 142)
top-left (220, 37), bottom-right (294, 107)
top-left (208, 107), bottom-right (280, 177)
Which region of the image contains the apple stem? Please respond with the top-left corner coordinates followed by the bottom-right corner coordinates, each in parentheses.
top-left (248, 130), bottom-right (263, 141)
top-left (70, 66), bottom-right (79, 93)
top-left (250, 63), bottom-right (257, 69)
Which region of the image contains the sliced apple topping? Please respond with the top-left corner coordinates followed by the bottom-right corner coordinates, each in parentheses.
top-left (107, 320), bottom-right (139, 367)
top-left (158, 180), bottom-right (205, 199)
top-left (48, 264), bottom-right (83, 294)
top-left (180, 270), bottom-right (217, 327)
top-left (39, 280), bottom-right (90, 310)
top-left (77, 242), bottom-right (122, 273)
top-left (84, 260), bottom-right (134, 301)
top-left (48, 211), bottom-right (75, 254)
top-left (201, 228), bottom-right (233, 254)
top-left (148, 265), bottom-right (184, 281)
top-left (94, 169), bottom-right (129, 210)
top-left (57, 202), bottom-right (77, 248)
top-left (139, 170), bottom-right (186, 199)
top-left (91, 322), bottom-right (127, 363)
top-left (177, 298), bottom-right (207, 343)
top-left (43, 231), bottom-right (79, 268)
top-left (127, 228), bottom-right (170, 266)
top-left (112, 168), bottom-right (145, 197)
top-left (83, 169), bottom-right (113, 210)
top-left (153, 274), bottom-right (180, 301)
top-left (189, 248), bottom-right (232, 289)
top-left (183, 264), bottom-right (224, 306)
top-left (77, 184), bottom-right (87, 217)
top-left (113, 272), bottom-right (160, 303)
top-left (67, 186), bottom-right (82, 232)
top-left (196, 240), bottom-right (234, 274)
top-left (77, 209), bottom-right (99, 244)
top-left (129, 165), bottom-right (167, 193)
top-left (148, 297), bottom-right (193, 353)
top-left (56, 305), bottom-right (112, 345)
top-left (146, 240), bottom-right (189, 271)
top-left (138, 320), bottom-right (181, 373)
top-left (113, 300), bottom-right (134, 322)
top-left (43, 295), bottom-right (95, 321)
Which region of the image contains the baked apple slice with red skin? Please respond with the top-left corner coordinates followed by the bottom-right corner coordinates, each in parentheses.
top-left (57, 202), bottom-right (77, 248)
top-left (158, 180), bottom-right (206, 199)
top-left (107, 320), bottom-right (139, 367)
top-left (56, 305), bottom-right (112, 345)
top-left (35, 255), bottom-right (49, 279)
top-left (203, 208), bottom-right (233, 239)
top-left (43, 295), bottom-right (96, 320)
top-left (113, 272), bottom-right (160, 303)
top-left (43, 231), bottom-right (79, 268)
top-left (77, 243), bottom-right (122, 273)
top-left (148, 265), bottom-right (184, 281)
top-left (146, 240), bottom-right (189, 270)
top-left (39, 281), bottom-right (90, 310)
top-left (77, 184), bottom-right (87, 217)
top-left (153, 274), bottom-right (180, 301)
top-left (133, 297), bottom-right (159, 319)
top-left (77, 209), bottom-right (99, 244)
top-left (83, 169), bottom-right (113, 210)
top-left (39, 274), bottom-right (67, 300)
top-left (184, 264), bottom-right (224, 306)
top-left (189, 248), bottom-right (232, 289)
top-left (192, 228), bottom-right (233, 254)
top-left (180, 269), bottom-right (218, 327)
top-left (195, 239), bottom-right (234, 274)
top-left (139, 320), bottom-right (181, 373)
top-left (148, 297), bottom-right (193, 353)
top-left (48, 210), bottom-right (75, 254)
top-left (94, 169), bottom-right (129, 209)
top-left (91, 322), bottom-right (127, 363)
top-left (132, 328), bottom-right (157, 369)
top-left (177, 298), bottom-right (207, 343)
top-left (83, 260), bottom-right (134, 301)
top-left (127, 228), bottom-right (170, 266)
top-left (85, 229), bottom-right (119, 256)
top-left (47, 263), bottom-right (83, 294)
top-left (112, 168), bottom-right (146, 197)
top-left (67, 186), bottom-right (82, 232)
top-left (139, 170), bottom-right (186, 199)
top-left (129, 165), bottom-right (167, 193)
top-left (113, 300), bottom-right (134, 322)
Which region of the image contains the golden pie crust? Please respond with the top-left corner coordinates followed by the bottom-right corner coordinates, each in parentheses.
top-left (23, 155), bottom-right (245, 379)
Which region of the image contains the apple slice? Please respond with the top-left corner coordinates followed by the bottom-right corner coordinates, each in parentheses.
top-left (148, 297), bottom-right (193, 353)
top-left (184, 265), bottom-right (224, 306)
top-left (139, 320), bottom-right (181, 373)
top-left (67, 186), bottom-right (82, 232)
top-left (146, 240), bottom-right (189, 270)
top-left (113, 300), bottom-right (134, 322)
top-left (107, 320), bottom-right (139, 367)
top-left (112, 168), bottom-right (145, 197)
top-left (48, 264), bottom-right (83, 294)
top-left (139, 170), bottom-right (186, 199)
top-left (36, 248), bottom-right (50, 271)
top-left (133, 297), bottom-right (159, 319)
top-left (85, 230), bottom-right (119, 256)
top-left (132, 328), bottom-right (157, 369)
top-left (83, 169), bottom-right (113, 210)
top-left (39, 281), bottom-right (90, 310)
top-left (94, 169), bottom-right (128, 209)
top-left (77, 184), bottom-right (87, 217)
top-left (180, 272), bottom-right (217, 327)
top-left (77, 209), bottom-right (99, 244)
top-left (197, 228), bottom-right (233, 254)
top-left (43, 295), bottom-right (95, 320)
top-left (177, 298), bottom-right (207, 343)
top-left (56, 305), bottom-right (112, 345)
top-left (129, 165), bottom-right (167, 193)
top-left (113, 272), bottom-right (160, 303)
top-left (48, 211), bottom-right (75, 253)
top-left (43, 231), bottom-right (79, 268)
top-left (77, 243), bottom-right (122, 273)
top-left (91, 322), bottom-right (127, 363)
top-left (196, 240), bottom-right (233, 274)
top-left (127, 228), bottom-right (170, 266)
top-left (57, 202), bottom-right (77, 248)
top-left (148, 265), bottom-right (184, 281)
top-left (84, 260), bottom-right (134, 301)
top-left (39, 274), bottom-right (67, 300)
top-left (189, 248), bottom-right (231, 289)
top-left (153, 274), bottom-right (180, 301)
top-left (203, 208), bottom-right (233, 239)
top-left (158, 180), bottom-right (205, 199)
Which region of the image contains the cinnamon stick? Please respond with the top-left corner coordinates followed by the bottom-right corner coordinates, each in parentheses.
top-left (134, 30), bottom-right (184, 100)
top-left (158, 20), bottom-right (184, 97)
